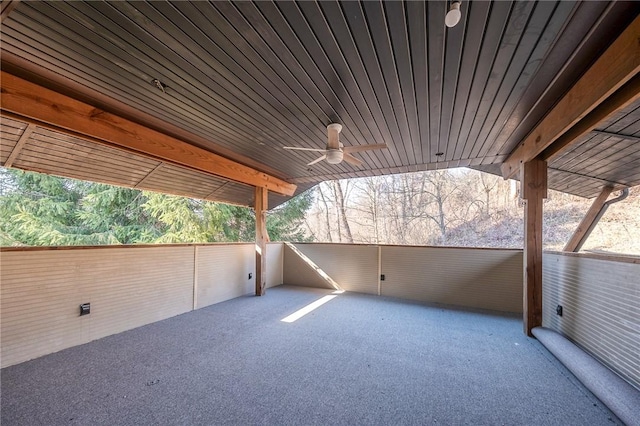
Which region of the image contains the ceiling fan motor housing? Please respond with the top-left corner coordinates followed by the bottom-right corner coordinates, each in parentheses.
top-left (326, 150), bottom-right (344, 164)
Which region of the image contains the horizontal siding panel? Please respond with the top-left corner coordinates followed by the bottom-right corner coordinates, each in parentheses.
top-left (286, 244), bottom-right (379, 294)
top-left (1, 247), bottom-right (195, 368)
top-left (195, 244), bottom-right (255, 309)
top-left (266, 242), bottom-right (284, 289)
top-left (542, 253), bottom-right (640, 390)
top-left (381, 246), bottom-right (523, 313)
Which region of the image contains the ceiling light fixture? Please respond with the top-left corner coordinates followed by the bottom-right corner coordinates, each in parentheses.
top-left (445, 1), bottom-right (462, 28)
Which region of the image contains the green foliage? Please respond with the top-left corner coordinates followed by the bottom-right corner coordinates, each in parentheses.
top-left (0, 168), bottom-right (312, 246)
top-left (267, 189), bottom-right (314, 242)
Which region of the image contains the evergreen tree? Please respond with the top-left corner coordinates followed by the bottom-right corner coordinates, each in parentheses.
top-left (0, 168), bottom-right (313, 246)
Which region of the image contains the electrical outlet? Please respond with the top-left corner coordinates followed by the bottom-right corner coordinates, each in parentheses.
top-left (80, 303), bottom-right (90, 316)
top-left (380, 274), bottom-right (385, 281)
top-left (556, 305), bottom-right (563, 317)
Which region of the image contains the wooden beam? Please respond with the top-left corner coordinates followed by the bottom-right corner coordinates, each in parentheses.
top-left (1, 0), bottom-right (20, 23)
top-left (0, 71), bottom-right (296, 196)
top-left (521, 159), bottom-right (547, 337)
top-left (591, 129), bottom-right (640, 143)
top-left (542, 75), bottom-right (640, 161)
top-left (563, 186), bottom-right (613, 252)
top-left (255, 186), bottom-right (268, 296)
top-left (501, 15), bottom-right (640, 178)
top-left (4, 122), bottom-right (35, 168)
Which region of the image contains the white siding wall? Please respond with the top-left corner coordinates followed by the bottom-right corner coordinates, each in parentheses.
top-left (283, 243), bottom-right (523, 313)
top-left (195, 245), bottom-right (255, 309)
top-left (0, 243), bottom-right (284, 368)
top-left (381, 246), bottom-right (522, 313)
top-left (543, 253), bottom-right (640, 390)
top-left (266, 242), bottom-right (284, 289)
top-left (285, 243), bottom-right (379, 294)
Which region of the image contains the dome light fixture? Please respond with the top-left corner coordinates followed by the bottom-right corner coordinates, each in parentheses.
top-left (445, 1), bottom-right (462, 28)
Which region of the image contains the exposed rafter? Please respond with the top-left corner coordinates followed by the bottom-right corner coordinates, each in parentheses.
top-left (0, 72), bottom-right (296, 196)
top-left (4, 122), bottom-right (34, 168)
top-left (0, 0), bottom-right (20, 23)
top-left (501, 15), bottom-right (640, 178)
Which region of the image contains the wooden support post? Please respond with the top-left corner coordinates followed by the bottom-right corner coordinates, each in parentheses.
top-left (521, 159), bottom-right (547, 336)
top-left (255, 186), bottom-right (268, 296)
top-left (564, 186), bottom-right (613, 252)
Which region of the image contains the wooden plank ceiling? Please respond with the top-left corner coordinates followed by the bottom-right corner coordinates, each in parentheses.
top-left (1, 0), bottom-right (639, 206)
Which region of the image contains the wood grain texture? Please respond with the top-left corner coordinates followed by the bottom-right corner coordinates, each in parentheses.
top-left (502, 15), bottom-right (640, 178)
top-left (0, 72), bottom-right (296, 196)
top-left (254, 186), bottom-right (268, 296)
top-left (521, 159), bottom-right (547, 336)
top-left (564, 186), bottom-right (613, 252)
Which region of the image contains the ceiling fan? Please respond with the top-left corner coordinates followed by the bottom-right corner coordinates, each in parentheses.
top-left (283, 123), bottom-right (387, 167)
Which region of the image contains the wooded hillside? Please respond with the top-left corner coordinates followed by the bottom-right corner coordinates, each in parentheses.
top-left (303, 169), bottom-right (639, 255)
top-left (1, 167), bottom-right (637, 255)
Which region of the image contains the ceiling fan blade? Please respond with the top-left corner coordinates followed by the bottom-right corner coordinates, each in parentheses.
top-left (343, 143), bottom-right (388, 153)
top-left (327, 123), bottom-right (342, 150)
top-left (343, 153), bottom-right (364, 167)
top-left (307, 155), bottom-right (327, 166)
top-left (282, 146), bottom-right (327, 152)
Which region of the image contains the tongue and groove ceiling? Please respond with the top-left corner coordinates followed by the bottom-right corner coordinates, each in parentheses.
top-left (1, 0), bottom-right (639, 206)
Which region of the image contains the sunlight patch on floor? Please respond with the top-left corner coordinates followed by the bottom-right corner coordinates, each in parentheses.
top-left (281, 294), bottom-right (338, 323)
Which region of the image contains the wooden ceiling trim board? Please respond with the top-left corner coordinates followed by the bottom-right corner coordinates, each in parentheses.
top-left (146, 1), bottom-right (331, 159)
top-left (474, 1), bottom-right (574, 161)
top-left (339, 0), bottom-right (409, 166)
top-left (583, 147), bottom-right (640, 183)
top-left (406, 0), bottom-right (430, 163)
top-left (18, 143), bottom-right (155, 183)
top-left (501, 15), bottom-right (640, 178)
top-left (277, 1), bottom-right (387, 170)
top-left (134, 163), bottom-right (164, 189)
top-left (2, 123), bottom-right (33, 168)
top-left (319, 1), bottom-right (399, 168)
top-left (605, 101), bottom-right (640, 131)
top-left (384, 1), bottom-right (422, 164)
top-left (462, 1), bottom-right (538, 161)
top-left (444, 0), bottom-right (491, 162)
top-left (437, 0), bottom-right (465, 164)
top-left (488, 1), bottom-right (607, 159)
top-left (14, 157), bottom-right (149, 188)
top-left (87, 1), bottom-right (316, 161)
top-left (540, 75), bottom-right (640, 163)
top-left (296, 1), bottom-right (389, 170)
top-left (549, 133), bottom-right (604, 169)
top-left (203, 1), bottom-right (346, 174)
top-left (0, 73), bottom-right (296, 196)
top-left (592, 130), bottom-right (640, 143)
top-left (549, 168), bottom-right (624, 196)
top-left (227, 1), bottom-right (340, 160)
top-left (33, 127), bottom-right (161, 164)
top-left (564, 135), bottom-right (640, 173)
top-left (0, 55), bottom-right (288, 183)
top-left (425, 0), bottom-right (446, 163)
top-left (69, 1), bottom-right (321, 179)
top-left (0, 0), bottom-right (20, 23)
top-left (333, 0), bottom-right (404, 167)
top-left (4, 3), bottom-right (225, 134)
top-left (550, 133), bottom-right (613, 171)
top-left (250, 1), bottom-right (357, 177)
top-left (28, 130), bottom-right (161, 174)
top-left (452, 1), bottom-right (513, 161)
